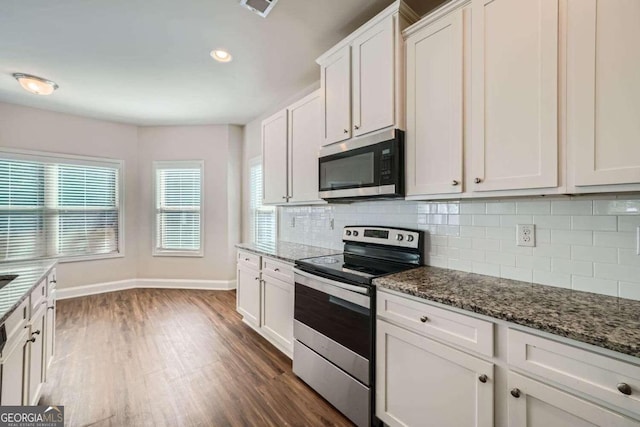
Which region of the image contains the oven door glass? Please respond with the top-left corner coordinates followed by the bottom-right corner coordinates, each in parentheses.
top-left (294, 283), bottom-right (370, 359)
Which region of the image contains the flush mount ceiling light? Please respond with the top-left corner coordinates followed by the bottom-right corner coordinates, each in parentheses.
top-left (210, 49), bottom-right (233, 63)
top-left (13, 73), bottom-right (59, 95)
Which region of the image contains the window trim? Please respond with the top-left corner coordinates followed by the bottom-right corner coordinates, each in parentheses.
top-left (152, 160), bottom-right (205, 258)
top-left (249, 156), bottom-right (277, 245)
top-left (0, 147), bottom-right (125, 264)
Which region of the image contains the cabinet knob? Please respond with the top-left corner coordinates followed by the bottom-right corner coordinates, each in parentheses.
top-left (474, 178), bottom-right (482, 184)
top-left (47, 306), bottom-right (55, 310)
top-left (617, 383), bottom-right (632, 396)
top-left (32, 330), bottom-right (41, 335)
top-left (419, 316), bottom-right (428, 323)
top-left (354, 125), bottom-right (360, 130)
top-left (343, 129), bottom-right (349, 134)
top-left (254, 277), bottom-right (260, 281)
top-left (50, 280), bottom-right (57, 284)
top-left (274, 268), bottom-right (280, 272)
top-left (26, 337), bottom-right (36, 343)
top-left (244, 258), bottom-right (250, 261)
top-left (452, 180), bottom-right (459, 186)
top-left (478, 374), bottom-right (488, 383)
top-left (510, 388), bottom-right (521, 398)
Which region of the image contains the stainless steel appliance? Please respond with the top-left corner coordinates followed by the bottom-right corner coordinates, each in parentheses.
top-left (293, 226), bottom-right (423, 427)
top-left (318, 129), bottom-right (404, 201)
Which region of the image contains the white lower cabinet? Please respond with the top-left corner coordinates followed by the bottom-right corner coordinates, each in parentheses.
top-left (0, 328), bottom-right (29, 405)
top-left (261, 274), bottom-right (294, 353)
top-left (28, 304), bottom-right (46, 405)
top-left (507, 372), bottom-right (639, 427)
top-left (377, 289), bottom-right (640, 426)
top-left (236, 263), bottom-right (262, 328)
top-left (236, 250), bottom-right (294, 358)
top-left (376, 319), bottom-right (494, 427)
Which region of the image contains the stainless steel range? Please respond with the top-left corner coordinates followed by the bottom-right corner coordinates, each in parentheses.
top-left (293, 226), bottom-right (424, 427)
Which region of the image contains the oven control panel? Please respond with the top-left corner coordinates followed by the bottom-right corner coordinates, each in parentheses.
top-left (343, 226), bottom-right (420, 249)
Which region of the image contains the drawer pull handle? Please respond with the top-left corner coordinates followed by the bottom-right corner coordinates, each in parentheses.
top-left (274, 268), bottom-right (280, 272)
top-left (452, 180), bottom-right (459, 186)
top-left (474, 177), bottom-right (482, 184)
top-left (617, 383), bottom-right (632, 396)
top-left (254, 277), bottom-right (260, 281)
top-left (478, 374), bottom-right (488, 383)
top-left (245, 258), bottom-right (250, 261)
top-left (510, 388), bottom-right (521, 398)
top-left (26, 337), bottom-right (36, 344)
top-left (343, 129), bottom-right (349, 134)
top-left (50, 279), bottom-right (57, 284)
top-left (32, 330), bottom-right (41, 336)
top-left (419, 316), bottom-right (428, 323)
top-left (47, 306), bottom-right (55, 310)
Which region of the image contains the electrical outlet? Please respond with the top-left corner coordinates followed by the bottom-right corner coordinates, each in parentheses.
top-left (517, 224), bottom-right (536, 247)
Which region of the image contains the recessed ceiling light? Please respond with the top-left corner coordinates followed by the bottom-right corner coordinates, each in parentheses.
top-left (12, 73), bottom-right (59, 95)
top-left (210, 49), bottom-right (232, 63)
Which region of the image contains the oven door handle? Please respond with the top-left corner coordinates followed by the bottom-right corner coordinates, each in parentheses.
top-left (294, 269), bottom-right (370, 309)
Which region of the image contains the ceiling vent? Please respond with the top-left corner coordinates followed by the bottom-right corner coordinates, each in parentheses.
top-left (240, 0), bottom-right (278, 18)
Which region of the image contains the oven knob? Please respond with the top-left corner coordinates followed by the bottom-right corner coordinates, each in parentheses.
top-left (407, 235), bottom-right (414, 242)
top-left (353, 231), bottom-right (359, 237)
top-left (345, 230), bottom-right (352, 236)
top-left (396, 234), bottom-right (404, 241)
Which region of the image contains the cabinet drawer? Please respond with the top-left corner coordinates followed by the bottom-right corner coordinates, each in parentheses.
top-left (377, 291), bottom-right (494, 357)
top-left (508, 329), bottom-right (640, 417)
top-left (31, 279), bottom-right (47, 312)
top-left (237, 250), bottom-right (261, 270)
top-left (2, 298), bottom-right (29, 343)
top-left (261, 257), bottom-right (293, 282)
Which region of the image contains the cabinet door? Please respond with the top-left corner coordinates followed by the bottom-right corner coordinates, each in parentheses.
top-left (261, 275), bottom-right (294, 354)
top-left (568, 0), bottom-right (640, 186)
top-left (262, 109), bottom-right (288, 204)
top-left (236, 264), bottom-right (261, 327)
top-left (321, 45), bottom-right (352, 145)
top-left (45, 291), bottom-right (55, 375)
top-left (508, 372), bottom-right (639, 427)
top-left (0, 329), bottom-right (28, 405)
top-left (28, 306), bottom-right (46, 405)
top-left (376, 320), bottom-right (494, 427)
top-left (352, 17), bottom-right (395, 137)
top-left (288, 90), bottom-right (323, 204)
top-left (406, 10), bottom-right (464, 196)
top-left (471, 0), bottom-right (558, 191)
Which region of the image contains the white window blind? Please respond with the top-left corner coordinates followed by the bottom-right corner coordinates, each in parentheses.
top-left (249, 161), bottom-right (276, 245)
top-left (154, 161), bottom-right (203, 256)
top-left (0, 151), bottom-right (122, 262)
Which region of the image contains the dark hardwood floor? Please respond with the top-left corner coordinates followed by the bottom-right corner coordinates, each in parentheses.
top-left (40, 288), bottom-right (353, 427)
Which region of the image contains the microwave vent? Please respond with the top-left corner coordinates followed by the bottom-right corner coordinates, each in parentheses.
top-left (240, 0), bottom-right (279, 18)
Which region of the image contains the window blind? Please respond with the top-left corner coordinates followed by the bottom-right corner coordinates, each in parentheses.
top-left (0, 152), bottom-right (122, 262)
top-left (154, 161), bottom-right (203, 255)
top-left (249, 162), bottom-right (276, 245)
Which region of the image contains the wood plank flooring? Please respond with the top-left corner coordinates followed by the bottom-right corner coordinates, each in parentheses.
top-left (40, 288), bottom-right (353, 427)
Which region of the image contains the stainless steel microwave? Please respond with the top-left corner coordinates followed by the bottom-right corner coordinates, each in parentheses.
top-left (318, 129), bottom-right (404, 201)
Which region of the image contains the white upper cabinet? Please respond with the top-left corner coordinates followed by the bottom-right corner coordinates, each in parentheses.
top-left (288, 91), bottom-right (322, 204)
top-left (317, 1), bottom-right (418, 147)
top-left (568, 0), bottom-right (640, 187)
top-left (322, 46), bottom-right (352, 145)
top-left (352, 18), bottom-right (395, 138)
top-left (262, 109), bottom-right (288, 204)
top-left (405, 8), bottom-right (464, 197)
top-left (471, 0), bottom-right (559, 192)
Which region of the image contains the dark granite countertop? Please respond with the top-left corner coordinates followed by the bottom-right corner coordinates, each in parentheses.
top-left (0, 261), bottom-right (57, 324)
top-left (374, 266), bottom-right (640, 358)
top-left (236, 241), bottom-right (341, 264)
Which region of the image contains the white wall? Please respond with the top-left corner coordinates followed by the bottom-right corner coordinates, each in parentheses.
top-left (0, 103), bottom-right (139, 289)
top-left (137, 125), bottom-right (242, 281)
top-left (279, 196), bottom-right (640, 300)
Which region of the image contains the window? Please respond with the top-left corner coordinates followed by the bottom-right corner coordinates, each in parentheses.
top-left (0, 150), bottom-right (122, 262)
top-left (249, 159), bottom-right (276, 245)
top-left (153, 161), bottom-right (203, 256)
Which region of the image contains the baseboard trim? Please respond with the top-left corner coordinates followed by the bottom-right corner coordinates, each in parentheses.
top-left (57, 278), bottom-right (236, 300)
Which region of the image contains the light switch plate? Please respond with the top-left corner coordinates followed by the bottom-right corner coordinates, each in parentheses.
top-left (517, 224), bottom-right (536, 247)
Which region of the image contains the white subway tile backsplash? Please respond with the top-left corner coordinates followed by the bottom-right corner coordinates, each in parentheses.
top-left (517, 201), bottom-right (551, 215)
top-left (572, 276), bottom-right (618, 296)
top-left (551, 230), bottom-right (593, 245)
top-left (551, 200), bottom-right (593, 215)
top-left (572, 216), bottom-right (617, 231)
top-left (280, 196), bottom-right (640, 300)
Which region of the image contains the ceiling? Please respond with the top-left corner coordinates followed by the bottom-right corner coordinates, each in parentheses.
top-left (0, 0), bottom-right (439, 126)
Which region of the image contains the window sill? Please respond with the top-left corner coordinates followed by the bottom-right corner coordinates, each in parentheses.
top-left (152, 251), bottom-right (204, 258)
